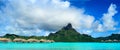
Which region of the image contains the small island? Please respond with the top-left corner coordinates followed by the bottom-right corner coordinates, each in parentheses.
top-left (0, 23), bottom-right (120, 43)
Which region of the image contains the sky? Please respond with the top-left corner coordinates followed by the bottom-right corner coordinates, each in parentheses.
top-left (0, 0), bottom-right (120, 37)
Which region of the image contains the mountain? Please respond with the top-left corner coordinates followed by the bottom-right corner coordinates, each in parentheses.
top-left (2, 24), bottom-right (120, 42)
top-left (97, 34), bottom-right (120, 40)
top-left (3, 34), bottom-right (20, 40)
top-left (3, 34), bottom-right (47, 40)
top-left (48, 23), bottom-right (98, 42)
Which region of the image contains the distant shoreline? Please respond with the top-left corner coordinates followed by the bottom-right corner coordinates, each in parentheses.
top-left (1, 33), bottom-right (120, 43)
top-left (0, 41), bottom-right (120, 43)
top-left (0, 38), bottom-right (54, 43)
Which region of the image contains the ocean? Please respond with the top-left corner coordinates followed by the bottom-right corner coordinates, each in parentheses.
top-left (0, 42), bottom-right (120, 50)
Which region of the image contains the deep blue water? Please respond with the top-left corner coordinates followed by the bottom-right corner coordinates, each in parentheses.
top-left (0, 42), bottom-right (120, 50)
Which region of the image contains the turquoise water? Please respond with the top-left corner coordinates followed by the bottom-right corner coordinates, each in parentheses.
top-left (0, 42), bottom-right (120, 50)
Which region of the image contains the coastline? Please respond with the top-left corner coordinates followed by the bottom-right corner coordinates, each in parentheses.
top-left (0, 39), bottom-right (120, 43)
top-left (0, 38), bottom-right (54, 43)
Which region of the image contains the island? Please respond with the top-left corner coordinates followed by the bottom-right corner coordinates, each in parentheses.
top-left (0, 23), bottom-right (120, 43)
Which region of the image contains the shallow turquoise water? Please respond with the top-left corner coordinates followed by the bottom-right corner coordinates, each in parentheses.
top-left (0, 42), bottom-right (120, 50)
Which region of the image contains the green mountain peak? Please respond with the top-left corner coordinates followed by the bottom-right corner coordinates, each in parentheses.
top-left (48, 23), bottom-right (96, 42)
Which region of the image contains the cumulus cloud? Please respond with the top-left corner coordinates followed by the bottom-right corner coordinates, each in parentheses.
top-left (0, 0), bottom-right (118, 36)
top-left (95, 4), bottom-right (118, 32)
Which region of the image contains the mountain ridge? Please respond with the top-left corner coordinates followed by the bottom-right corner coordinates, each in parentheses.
top-left (48, 23), bottom-right (98, 42)
top-left (1, 23), bottom-right (120, 42)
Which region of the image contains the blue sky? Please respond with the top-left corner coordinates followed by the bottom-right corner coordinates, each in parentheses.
top-left (70, 0), bottom-right (120, 21)
top-left (69, 0), bottom-right (120, 37)
top-left (0, 0), bottom-right (120, 37)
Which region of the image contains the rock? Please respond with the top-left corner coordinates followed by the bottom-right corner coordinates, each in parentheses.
top-left (63, 23), bottom-right (73, 30)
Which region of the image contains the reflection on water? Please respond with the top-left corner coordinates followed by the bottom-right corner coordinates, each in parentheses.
top-left (0, 42), bottom-right (120, 50)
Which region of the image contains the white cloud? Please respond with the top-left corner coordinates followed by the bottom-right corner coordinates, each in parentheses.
top-left (0, 0), bottom-right (95, 34)
top-left (95, 4), bottom-right (118, 32)
top-left (0, 0), bottom-right (118, 36)
top-left (102, 4), bottom-right (117, 30)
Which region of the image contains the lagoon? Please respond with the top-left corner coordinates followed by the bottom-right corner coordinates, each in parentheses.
top-left (0, 42), bottom-right (120, 50)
